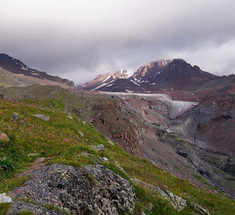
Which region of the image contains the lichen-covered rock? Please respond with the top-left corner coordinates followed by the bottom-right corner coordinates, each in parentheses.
top-left (8, 164), bottom-right (135, 215)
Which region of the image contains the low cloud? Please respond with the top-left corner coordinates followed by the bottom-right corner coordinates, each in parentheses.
top-left (0, 0), bottom-right (235, 84)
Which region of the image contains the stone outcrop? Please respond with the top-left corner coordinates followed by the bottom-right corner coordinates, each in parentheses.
top-left (8, 164), bottom-right (136, 215)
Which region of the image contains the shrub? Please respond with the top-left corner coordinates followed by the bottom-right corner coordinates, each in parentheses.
top-left (0, 156), bottom-right (15, 172)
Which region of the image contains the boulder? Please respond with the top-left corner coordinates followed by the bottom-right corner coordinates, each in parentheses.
top-left (11, 112), bottom-right (19, 121)
top-left (77, 130), bottom-right (84, 137)
top-left (93, 144), bottom-right (105, 151)
top-left (66, 115), bottom-right (73, 120)
top-left (32, 114), bottom-right (50, 121)
top-left (8, 164), bottom-right (135, 215)
top-left (0, 132), bottom-right (9, 142)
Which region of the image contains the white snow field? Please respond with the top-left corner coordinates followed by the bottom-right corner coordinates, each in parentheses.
top-left (100, 92), bottom-right (198, 119)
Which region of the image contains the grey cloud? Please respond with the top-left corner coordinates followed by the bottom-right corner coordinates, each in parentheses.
top-left (0, 0), bottom-right (235, 84)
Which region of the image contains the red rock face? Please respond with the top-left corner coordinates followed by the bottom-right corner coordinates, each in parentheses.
top-left (89, 99), bottom-right (143, 157)
top-left (119, 130), bottom-right (142, 157)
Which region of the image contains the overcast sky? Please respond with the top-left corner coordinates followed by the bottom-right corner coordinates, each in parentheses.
top-left (1, 0), bottom-right (235, 84)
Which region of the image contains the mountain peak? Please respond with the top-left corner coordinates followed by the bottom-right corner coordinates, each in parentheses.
top-left (156, 59), bottom-right (172, 67)
top-left (82, 58), bottom-right (219, 92)
top-left (171, 58), bottom-right (187, 64)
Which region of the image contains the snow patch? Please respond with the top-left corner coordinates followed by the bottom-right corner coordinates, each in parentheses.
top-left (30, 71), bottom-right (40, 76)
top-left (106, 83), bottom-right (114, 87)
top-left (102, 75), bottom-right (111, 83)
top-left (100, 92), bottom-right (198, 119)
top-left (21, 64), bottom-right (28, 71)
top-left (134, 77), bottom-right (141, 83)
top-left (157, 97), bottom-right (198, 119)
top-left (91, 82), bottom-right (109, 91)
top-left (130, 80), bottom-right (140, 86)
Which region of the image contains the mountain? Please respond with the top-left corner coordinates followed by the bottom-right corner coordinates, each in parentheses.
top-left (0, 53), bottom-right (74, 88)
top-left (82, 70), bottom-right (132, 91)
top-left (1, 55), bottom-right (235, 214)
top-left (80, 58), bottom-right (235, 199)
top-left (82, 59), bottom-right (220, 92)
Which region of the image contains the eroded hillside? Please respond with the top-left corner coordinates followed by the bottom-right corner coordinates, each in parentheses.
top-left (0, 85), bottom-right (234, 214)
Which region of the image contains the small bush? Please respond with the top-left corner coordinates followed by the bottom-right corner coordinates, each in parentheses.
top-left (0, 156), bottom-right (15, 172)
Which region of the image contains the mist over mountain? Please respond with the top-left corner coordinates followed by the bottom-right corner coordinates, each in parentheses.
top-left (1, 0), bottom-right (235, 84)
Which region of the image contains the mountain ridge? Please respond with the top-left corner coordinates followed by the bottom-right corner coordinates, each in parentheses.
top-left (0, 53), bottom-right (74, 88)
top-left (82, 58), bottom-right (224, 93)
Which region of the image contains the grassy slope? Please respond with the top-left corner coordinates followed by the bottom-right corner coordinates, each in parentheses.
top-left (0, 86), bottom-right (234, 214)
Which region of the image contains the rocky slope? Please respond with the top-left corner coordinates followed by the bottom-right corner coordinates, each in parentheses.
top-left (0, 54), bottom-right (74, 88)
top-left (81, 58), bottom-right (235, 198)
top-left (95, 91), bottom-right (235, 198)
top-left (0, 67), bottom-right (235, 214)
top-left (1, 85), bottom-right (234, 199)
top-left (2, 88), bottom-right (232, 215)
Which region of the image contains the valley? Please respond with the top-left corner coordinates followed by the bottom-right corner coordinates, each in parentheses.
top-left (0, 54), bottom-right (234, 214)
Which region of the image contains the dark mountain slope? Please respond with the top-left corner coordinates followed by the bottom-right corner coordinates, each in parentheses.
top-left (0, 53), bottom-right (74, 88)
top-left (82, 59), bottom-right (220, 92)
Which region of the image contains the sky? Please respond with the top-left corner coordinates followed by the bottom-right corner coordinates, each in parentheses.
top-left (0, 0), bottom-right (235, 84)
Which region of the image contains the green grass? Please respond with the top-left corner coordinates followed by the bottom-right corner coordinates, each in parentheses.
top-left (19, 211), bottom-right (34, 215)
top-left (0, 203), bottom-right (11, 214)
top-left (106, 144), bottom-right (235, 215)
top-left (0, 91), bottom-right (234, 215)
